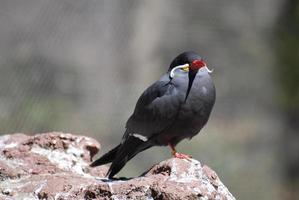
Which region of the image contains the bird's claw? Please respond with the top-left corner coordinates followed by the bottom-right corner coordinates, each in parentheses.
top-left (173, 152), bottom-right (192, 161)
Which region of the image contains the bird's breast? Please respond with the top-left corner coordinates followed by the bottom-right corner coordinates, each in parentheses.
top-left (155, 73), bottom-right (215, 145)
top-left (175, 73), bottom-right (215, 129)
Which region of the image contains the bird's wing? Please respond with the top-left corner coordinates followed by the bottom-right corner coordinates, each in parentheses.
top-left (105, 78), bottom-right (184, 178)
top-left (125, 78), bottom-right (183, 140)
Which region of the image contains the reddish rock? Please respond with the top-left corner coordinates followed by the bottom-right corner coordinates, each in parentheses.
top-left (0, 132), bottom-right (235, 199)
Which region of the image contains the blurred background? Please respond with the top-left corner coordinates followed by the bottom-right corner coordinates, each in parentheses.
top-left (0, 0), bottom-right (298, 199)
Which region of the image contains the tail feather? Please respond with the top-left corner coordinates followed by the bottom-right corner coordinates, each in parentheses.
top-left (107, 136), bottom-right (151, 179)
top-left (90, 144), bottom-right (121, 167)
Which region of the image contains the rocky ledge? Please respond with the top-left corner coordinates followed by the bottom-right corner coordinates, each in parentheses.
top-left (0, 132), bottom-right (235, 200)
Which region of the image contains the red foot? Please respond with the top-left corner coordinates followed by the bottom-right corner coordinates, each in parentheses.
top-left (168, 143), bottom-right (192, 161)
top-left (173, 152), bottom-right (192, 161)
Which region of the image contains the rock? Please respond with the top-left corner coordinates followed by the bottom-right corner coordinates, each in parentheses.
top-left (0, 132), bottom-right (235, 200)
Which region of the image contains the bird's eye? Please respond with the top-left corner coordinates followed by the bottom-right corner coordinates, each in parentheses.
top-left (181, 66), bottom-right (189, 72)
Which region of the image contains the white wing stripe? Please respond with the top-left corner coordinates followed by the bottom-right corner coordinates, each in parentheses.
top-left (131, 133), bottom-right (148, 142)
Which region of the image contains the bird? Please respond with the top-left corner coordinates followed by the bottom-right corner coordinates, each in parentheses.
top-left (90, 51), bottom-right (216, 179)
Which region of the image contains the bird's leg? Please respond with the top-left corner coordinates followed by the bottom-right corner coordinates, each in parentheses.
top-left (168, 143), bottom-right (177, 155)
top-left (168, 143), bottom-right (192, 160)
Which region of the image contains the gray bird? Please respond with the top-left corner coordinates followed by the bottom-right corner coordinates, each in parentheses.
top-left (90, 51), bottom-right (216, 178)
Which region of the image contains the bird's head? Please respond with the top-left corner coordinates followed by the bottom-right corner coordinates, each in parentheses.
top-left (168, 51), bottom-right (213, 101)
